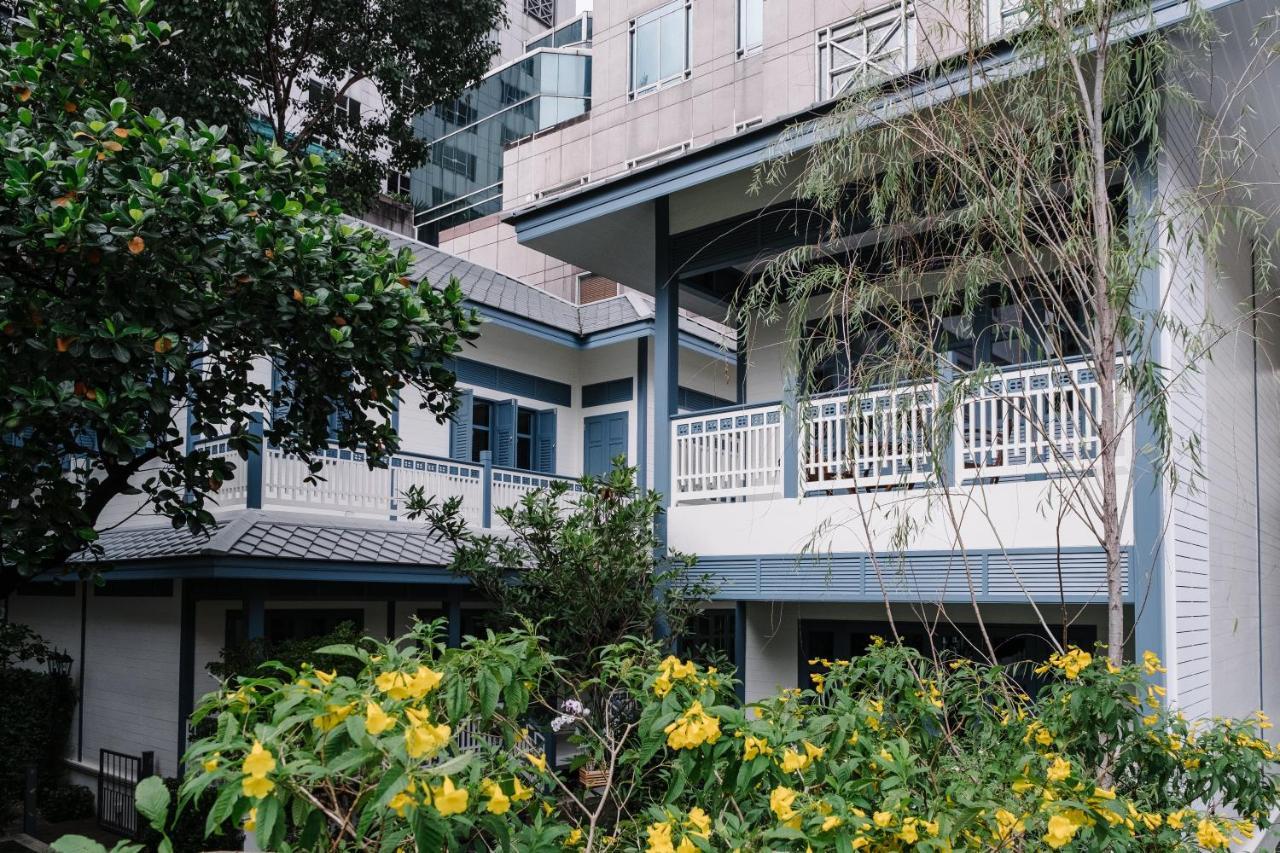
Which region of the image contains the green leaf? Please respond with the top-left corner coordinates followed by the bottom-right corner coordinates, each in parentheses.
top-left (135, 775), bottom-right (169, 831)
top-left (49, 837), bottom-right (108, 853)
top-left (204, 781), bottom-right (239, 837)
top-left (255, 796), bottom-right (282, 849)
top-left (110, 98), bottom-right (128, 119)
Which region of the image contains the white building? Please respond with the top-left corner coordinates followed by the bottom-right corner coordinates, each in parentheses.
top-left (8, 0), bottom-right (1280, 795)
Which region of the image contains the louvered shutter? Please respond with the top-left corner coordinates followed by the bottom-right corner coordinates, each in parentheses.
top-left (492, 399), bottom-right (518, 468)
top-left (449, 389), bottom-right (474, 461)
top-left (534, 409), bottom-right (557, 474)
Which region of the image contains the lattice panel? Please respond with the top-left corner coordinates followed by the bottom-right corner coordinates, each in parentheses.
top-left (817, 3), bottom-right (916, 100)
top-left (525, 0), bottom-right (555, 28)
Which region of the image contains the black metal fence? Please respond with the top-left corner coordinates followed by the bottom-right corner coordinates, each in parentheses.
top-left (97, 748), bottom-right (153, 838)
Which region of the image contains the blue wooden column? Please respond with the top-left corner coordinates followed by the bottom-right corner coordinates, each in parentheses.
top-left (653, 197), bottom-right (678, 521)
top-left (1129, 146), bottom-right (1166, 679)
top-left (782, 371), bottom-right (799, 499)
top-left (244, 588), bottom-right (265, 641)
top-left (734, 600), bottom-right (748, 702)
top-left (245, 412), bottom-right (264, 510)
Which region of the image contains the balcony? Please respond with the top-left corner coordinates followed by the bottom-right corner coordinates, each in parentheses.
top-left (671, 359), bottom-right (1117, 505)
top-left (666, 359), bottom-right (1133, 602)
top-left (193, 436), bottom-right (579, 530)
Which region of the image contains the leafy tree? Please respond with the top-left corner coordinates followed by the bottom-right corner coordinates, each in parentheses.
top-left (409, 461), bottom-right (713, 690)
top-left (125, 0), bottom-right (507, 211)
top-left (0, 0), bottom-right (479, 595)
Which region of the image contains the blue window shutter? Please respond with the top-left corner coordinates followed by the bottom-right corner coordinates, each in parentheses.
top-left (269, 365), bottom-right (293, 442)
top-left (493, 399), bottom-right (518, 468)
top-left (449, 390), bottom-right (474, 461)
top-left (535, 409), bottom-right (557, 474)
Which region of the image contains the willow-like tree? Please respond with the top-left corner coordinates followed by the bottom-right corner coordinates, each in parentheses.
top-left (741, 0), bottom-right (1278, 664)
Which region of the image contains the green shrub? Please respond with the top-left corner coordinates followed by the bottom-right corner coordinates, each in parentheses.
top-left (139, 777), bottom-right (241, 853)
top-left (206, 621), bottom-right (367, 682)
top-left (37, 783), bottom-right (94, 823)
top-left (0, 623), bottom-right (77, 810)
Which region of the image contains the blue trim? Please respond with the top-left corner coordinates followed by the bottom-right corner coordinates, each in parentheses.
top-left (782, 375), bottom-right (799, 499)
top-left (69, 557), bottom-right (468, 584)
top-left (450, 357), bottom-right (572, 407)
top-left (583, 410), bottom-right (629, 477)
top-left (481, 450), bottom-right (494, 528)
top-left (691, 546), bottom-right (1134, 604)
top-left (637, 338), bottom-right (649, 491)
top-left (245, 590), bottom-right (265, 640)
top-left (678, 386), bottom-right (735, 412)
top-left (245, 413), bottom-right (264, 510)
top-left (736, 341), bottom-right (748, 405)
top-left (1129, 148), bottom-right (1166, 677)
top-left (468, 301), bottom-right (733, 362)
top-left (582, 378), bottom-right (634, 407)
top-left (447, 595), bottom-right (463, 648)
top-left (177, 582), bottom-right (194, 761)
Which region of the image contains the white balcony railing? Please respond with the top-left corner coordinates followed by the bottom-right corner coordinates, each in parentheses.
top-left (671, 360), bottom-right (1120, 506)
top-left (192, 436), bottom-right (577, 529)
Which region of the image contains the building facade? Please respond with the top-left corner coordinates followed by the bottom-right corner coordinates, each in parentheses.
top-left (7, 0), bottom-right (1280, 801)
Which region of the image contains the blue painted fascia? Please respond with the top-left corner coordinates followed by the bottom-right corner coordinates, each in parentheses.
top-left (70, 557), bottom-right (470, 585)
top-left (469, 303), bottom-right (733, 362)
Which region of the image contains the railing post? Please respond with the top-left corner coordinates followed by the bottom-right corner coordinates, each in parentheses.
top-left (938, 353), bottom-right (959, 487)
top-left (246, 411), bottom-right (264, 510)
top-left (480, 450), bottom-right (493, 528)
top-left (782, 375), bottom-right (799, 499)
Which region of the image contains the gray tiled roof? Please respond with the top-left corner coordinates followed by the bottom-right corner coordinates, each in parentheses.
top-left (74, 510), bottom-right (454, 568)
top-left (368, 224), bottom-right (733, 349)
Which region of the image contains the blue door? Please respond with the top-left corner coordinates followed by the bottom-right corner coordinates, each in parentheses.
top-left (583, 412), bottom-right (628, 477)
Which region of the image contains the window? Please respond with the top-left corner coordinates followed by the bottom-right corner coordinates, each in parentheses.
top-left (431, 143), bottom-right (477, 180)
top-left (308, 81), bottom-right (361, 125)
top-left (816, 3), bottom-right (915, 101)
top-left (986, 0), bottom-right (1029, 38)
top-left (683, 610), bottom-right (738, 668)
top-left (386, 170), bottom-right (411, 196)
top-left (224, 608), bottom-right (365, 648)
top-left (629, 0), bottom-right (691, 98)
top-left (468, 398), bottom-right (553, 473)
top-left (737, 0), bottom-right (763, 55)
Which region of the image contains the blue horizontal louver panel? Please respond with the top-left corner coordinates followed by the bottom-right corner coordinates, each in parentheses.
top-left (447, 357), bottom-right (572, 407)
top-left (582, 378), bottom-right (634, 407)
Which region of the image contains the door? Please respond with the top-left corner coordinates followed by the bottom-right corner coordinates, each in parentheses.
top-left (583, 412), bottom-right (628, 477)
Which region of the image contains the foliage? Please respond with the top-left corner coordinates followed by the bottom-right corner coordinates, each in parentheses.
top-left (408, 461), bottom-right (713, 689)
top-left (124, 0), bottom-right (507, 211)
top-left (139, 776), bottom-right (242, 853)
top-left (0, 0), bottom-right (479, 594)
top-left (56, 630), bottom-right (1280, 852)
top-left (0, 623), bottom-right (77, 811)
top-left (37, 782), bottom-right (95, 823)
top-left (206, 620), bottom-right (367, 682)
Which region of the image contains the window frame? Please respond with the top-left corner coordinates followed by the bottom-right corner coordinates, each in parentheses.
top-left (737, 0), bottom-right (764, 57)
top-left (628, 0), bottom-right (693, 100)
top-left (815, 2), bottom-right (916, 102)
top-left (470, 396), bottom-right (550, 473)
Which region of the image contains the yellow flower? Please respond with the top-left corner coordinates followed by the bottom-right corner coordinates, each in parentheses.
top-left (1044, 812), bottom-right (1082, 849)
top-left (646, 821), bottom-right (675, 853)
top-left (242, 807), bottom-right (257, 832)
top-left (510, 777), bottom-right (533, 802)
top-left (686, 806), bottom-right (711, 838)
top-left (241, 775), bottom-right (274, 799)
top-left (769, 786), bottom-right (798, 821)
top-left (202, 752), bottom-right (220, 773)
top-left (873, 811), bottom-right (894, 828)
top-left (565, 827), bottom-right (583, 847)
top-left (1197, 818), bottom-right (1229, 849)
top-left (1142, 713), bottom-right (1159, 726)
top-left (525, 751), bottom-right (548, 772)
top-left (1050, 647), bottom-right (1094, 679)
top-left (803, 740), bottom-right (825, 761)
top-left (779, 747), bottom-right (810, 773)
top-left (664, 702), bottom-right (722, 750)
top-left (1167, 809), bottom-right (1187, 829)
top-left (743, 735), bottom-right (771, 760)
top-left (1093, 786), bottom-right (1116, 800)
top-left (822, 815), bottom-right (843, 832)
top-left (375, 666), bottom-right (443, 701)
top-left (365, 700), bottom-right (395, 735)
top-left (483, 780), bottom-right (511, 815)
top-left (432, 777), bottom-right (469, 817)
top-left (899, 817), bottom-right (920, 843)
top-left (404, 718), bottom-right (451, 759)
top-left (1046, 756), bottom-right (1071, 783)
top-left (242, 741), bottom-right (275, 778)
top-left (995, 808), bottom-right (1025, 839)
top-left (388, 789), bottom-right (417, 817)
top-left (1142, 650), bottom-right (1167, 675)
top-left (674, 837), bottom-right (697, 853)
top-left (313, 668), bottom-right (336, 685)
top-left (313, 702), bottom-right (355, 732)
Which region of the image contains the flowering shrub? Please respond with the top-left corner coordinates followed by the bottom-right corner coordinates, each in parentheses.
top-left (54, 631), bottom-right (1279, 852)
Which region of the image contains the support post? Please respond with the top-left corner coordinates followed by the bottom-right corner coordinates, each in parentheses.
top-left (736, 323), bottom-right (748, 405)
top-left (244, 589), bottom-right (265, 641)
top-left (636, 338), bottom-right (649, 491)
top-left (782, 371), bottom-right (799, 499)
top-left (937, 353), bottom-right (958, 487)
top-left (447, 595), bottom-right (462, 648)
top-left (245, 411), bottom-right (264, 510)
top-left (22, 764), bottom-right (36, 835)
top-left (480, 450), bottom-right (493, 528)
top-left (734, 601), bottom-right (747, 702)
top-left (176, 581), bottom-right (195, 764)
top-left (653, 197), bottom-right (677, 520)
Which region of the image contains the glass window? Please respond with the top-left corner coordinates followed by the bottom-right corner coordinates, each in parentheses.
top-left (471, 399), bottom-right (492, 463)
top-left (630, 0), bottom-right (690, 97)
top-left (738, 0), bottom-right (763, 55)
top-left (516, 407), bottom-right (535, 471)
top-left (683, 610), bottom-right (738, 668)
